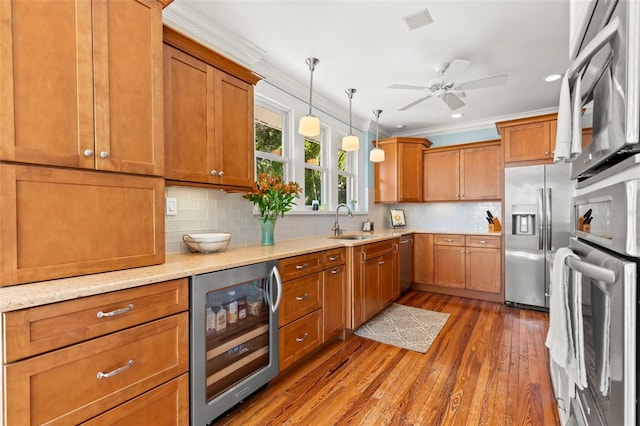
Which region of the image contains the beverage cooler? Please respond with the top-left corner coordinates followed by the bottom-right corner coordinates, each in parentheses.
top-left (190, 261), bottom-right (282, 425)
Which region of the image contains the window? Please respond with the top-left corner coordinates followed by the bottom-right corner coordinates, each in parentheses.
top-left (255, 103), bottom-right (288, 179)
top-left (304, 133), bottom-right (325, 205)
top-left (337, 147), bottom-right (355, 206)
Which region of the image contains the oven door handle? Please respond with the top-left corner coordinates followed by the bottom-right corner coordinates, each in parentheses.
top-left (565, 256), bottom-right (616, 285)
top-left (568, 16), bottom-right (620, 83)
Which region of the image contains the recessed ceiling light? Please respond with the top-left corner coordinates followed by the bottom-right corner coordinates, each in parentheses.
top-left (451, 113), bottom-right (463, 119)
top-left (396, 124), bottom-right (405, 129)
top-left (544, 74), bottom-right (562, 82)
top-left (403, 8), bottom-right (433, 31)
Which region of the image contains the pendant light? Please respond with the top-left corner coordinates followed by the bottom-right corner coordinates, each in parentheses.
top-left (369, 109), bottom-right (385, 162)
top-left (298, 57), bottom-right (321, 137)
top-left (342, 88), bottom-right (360, 151)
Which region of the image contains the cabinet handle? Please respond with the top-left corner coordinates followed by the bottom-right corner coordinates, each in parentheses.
top-left (461, 250), bottom-right (465, 253)
top-left (394, 243), bottom-right (399, 253)
top-left (466, 250), bottom-right (470, 254)
top-left (545, 151), bottom-right (550, 155)
top-left (331, 268), bottom-right (341, 274)
top-left (97, 359), bottom-right (134, 379)
top-left (97, 304), bottom-right (134, 318)
top-left (99, 151), bottom-right (109, 159)
top-left (362, 252), bottom-right (367, 263)
top-left (210, 169), bottom-right (217, 176)
top-left (329, 255), bottom-right (338, 261)
top-left (444, 238), bottom-right (454, 242)
top-left (295, 263), bottom-right (308, 270)
top-left (379, 260), bottom-right (385, 265)
top-left (477, 240), bottom-right (488, 244)
top-left (296, 332), bottom-right (309, 343)
top-left (83, 149), bottom-right (94, 157)
top-left (218, 171), bottom-right (224, 177)
top-left (296, 293), bottom-right (308, 301)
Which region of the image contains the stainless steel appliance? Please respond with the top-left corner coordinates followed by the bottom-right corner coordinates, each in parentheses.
top-left (563, 237), bottom-right (637, 426)
top-left (504, 162), bottom-right (574, 309)
top-left (190, 261), bottom-right (282, 425)
top-left (568, 0), bottom-right (639, 180)
top-left (399, 234), bottom-right (413, 292)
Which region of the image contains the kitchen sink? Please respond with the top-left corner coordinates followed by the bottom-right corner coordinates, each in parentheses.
top-left (328, 235), bottom-right (376, 240)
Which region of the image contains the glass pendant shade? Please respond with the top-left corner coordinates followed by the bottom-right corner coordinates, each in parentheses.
top-left (369, 147), bottom-right (385, 162)
top-left (370, 109), bottom-right (384, 162)
top-left (299, 57), bottom-right (320, 137)
top-left (299, 115), bottom-right (320, 137)
top-left (342, 134), bottom-right (359, 151)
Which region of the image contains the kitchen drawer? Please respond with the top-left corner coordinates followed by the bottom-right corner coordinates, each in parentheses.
top-left (5, 313), bottom-right (189, 426)
top-left (80, 373), bottom-right (189, 425)
top-left (279, 273), bottom-right (322, 326)
top-left (3, 279), bottom-right (188, 363)
top-left (323, 247), bottom-right (346, 267)
top-left (434, 234), bottom-right (465, 246)
top-left (465, 235), bottom-right (501, 248)
top-left (362, 238), bottom-right (397, 260)
top-left (278, 251), bottom-right (323, 281)
top-left (279, 309), bottom-right (321, 370)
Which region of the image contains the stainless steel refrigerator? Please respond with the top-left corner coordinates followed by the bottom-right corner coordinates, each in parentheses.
top-left (504, 162), bottom-right (573, 309)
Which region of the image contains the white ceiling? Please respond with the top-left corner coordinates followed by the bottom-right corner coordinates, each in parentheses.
top-left (164, 0), bottom-right (570, 136)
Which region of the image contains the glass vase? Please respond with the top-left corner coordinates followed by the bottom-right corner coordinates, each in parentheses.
top-left (259, 217), bottom-right (276, 246)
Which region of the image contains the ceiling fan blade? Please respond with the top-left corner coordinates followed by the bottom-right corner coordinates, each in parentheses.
top-left (399, 95), bottom-right (432, 111)
top-left (457, 74), bottom-right (508, 90)
top-left (442, 59), bottom-right (470, 79)
top-left (442, 93), bottom-right (465, 110)
top-left (389, 83), bottom-right (428, 90)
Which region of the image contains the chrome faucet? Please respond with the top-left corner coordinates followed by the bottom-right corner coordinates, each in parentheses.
top-left (332, 203), bottom-right (353, 236)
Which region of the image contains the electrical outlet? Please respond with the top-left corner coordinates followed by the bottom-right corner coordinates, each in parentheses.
top-left (166, 197), bottom-right (177, 216)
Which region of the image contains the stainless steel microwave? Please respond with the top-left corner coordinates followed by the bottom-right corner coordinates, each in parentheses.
top-left (568, 0), bottom-right (640, 180)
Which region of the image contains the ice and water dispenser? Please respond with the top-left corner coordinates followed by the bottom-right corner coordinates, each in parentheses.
top-left (511, 205), bottom-right (536, 235)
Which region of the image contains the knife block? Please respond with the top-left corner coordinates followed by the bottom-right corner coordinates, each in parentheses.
top-left (488, 218), bottom-right (502, 232)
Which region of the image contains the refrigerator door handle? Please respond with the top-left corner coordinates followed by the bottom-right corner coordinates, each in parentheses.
top-left (538, 188), bottom-right (544, 250)
top-left (546, 188), bottom-right (552, 251)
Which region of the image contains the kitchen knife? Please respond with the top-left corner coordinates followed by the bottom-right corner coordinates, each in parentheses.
top-left (486, 210), bottom-right (494, 219)
top-left (583, 208), bottom-right (592, 220)
top-left (584, 216), bottom-right (593, 225)
top-left (486, 217), bottom-right (493, 224)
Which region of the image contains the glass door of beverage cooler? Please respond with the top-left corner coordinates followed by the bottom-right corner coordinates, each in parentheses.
top-left (191, 261), bottom-right (281, 426)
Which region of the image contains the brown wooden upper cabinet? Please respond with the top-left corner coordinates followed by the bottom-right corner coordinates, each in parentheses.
top-left (423, 141), bottom-right (502, 201)
top-left (496, 113), bottom-right (559, 166)
top-left (0, 0), bottom-right (165, 176)
top-left (163, 28), bottom-right (261, 191)
top-left (374, 137), bottom-right (432, 203)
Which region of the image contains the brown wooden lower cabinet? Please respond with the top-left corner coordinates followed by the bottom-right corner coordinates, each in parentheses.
top-left (0, 164), bottom-right (165, 286)
top-left (413, 234), bottom-right (502, 302)
top-left (2, 279), bottom-right (189, 425)
top-left (323, 264), bottom-right (345, 342)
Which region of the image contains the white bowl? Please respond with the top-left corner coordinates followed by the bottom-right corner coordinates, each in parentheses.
top-left (183, 233), bottom-right (231, 253)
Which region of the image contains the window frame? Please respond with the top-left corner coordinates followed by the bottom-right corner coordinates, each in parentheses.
top-left (254, 95), bottom-right (292, 181)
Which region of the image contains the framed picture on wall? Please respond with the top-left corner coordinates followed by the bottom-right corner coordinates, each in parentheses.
top-left (390, 209), bottom-right (406, 228)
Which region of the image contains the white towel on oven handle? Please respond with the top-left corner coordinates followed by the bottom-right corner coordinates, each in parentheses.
top-left (568, 269), bottom-right (587, 391)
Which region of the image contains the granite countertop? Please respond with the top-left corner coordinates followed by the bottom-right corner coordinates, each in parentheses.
top-left (0, 229), bottom-right (501, 313)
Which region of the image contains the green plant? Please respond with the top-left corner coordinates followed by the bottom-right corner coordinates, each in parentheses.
top-left (243, 173), bottom-right (302, 221)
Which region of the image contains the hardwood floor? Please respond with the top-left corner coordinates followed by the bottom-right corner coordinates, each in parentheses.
top-left (213, 290), bottom-right (559, 425)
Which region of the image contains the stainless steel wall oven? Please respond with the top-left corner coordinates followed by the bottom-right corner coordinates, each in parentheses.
top-left (190, 261), bottom-right (282, 425)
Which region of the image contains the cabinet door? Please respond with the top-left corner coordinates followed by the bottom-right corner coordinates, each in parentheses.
top-left (163, 45), bottom-right (215, 183)
top-left (363, 258), bottom-right (380, 321)
top-left (398, 143), bottom-right (424, 202)
top-left (465, 247), bottom-right (501, 293)
top-left (503, 121), bottom-right (552, 163)
top-left (214, 70), bottom-right (254, 189)
top-left (0, 0), bottom-right (94, 169)
top-left (323, 265), bottom-right (345, 342)
top-left (374, 143), bottom-right (398, 203)
top-left (93, 0), bottom-right (164, 176)
top-left (413, 234), bottom-right (434, 285)
top-left (378, 253), bottom-right (396, 307)
top-left (433, 245), bottom-right (466, 288)
top-left (0, 164), bottom-right (165, 286)
top-left (460, 144), bottom-right (502, 200)
top-left (424, 150), bottom-right (460, 201)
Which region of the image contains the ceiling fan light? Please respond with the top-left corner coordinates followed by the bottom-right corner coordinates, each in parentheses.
top-left (342, 134), bottom-right (359, 151)
top-left (451, 113), bottom-right (463, 119)
top-left (299, 115), bottom-right (320, 137)
top-left (370, 147), bottom-right (385, 162)
top-left (544, 73), bottom-right (562, 82)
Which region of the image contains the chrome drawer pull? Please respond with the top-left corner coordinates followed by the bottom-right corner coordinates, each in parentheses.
top-left (295, 263), bottom-right (308, 270)
top-left (444, 238), bottom-right (454, 242)
top-left (97, 304), bottom-right (134, 318)
top-left (97, 359), bottom-right (134, 379)
top-left (379, 260), bottom-right (385, 265)
top-left (296, 293), bottom-right (309, 301)
top-left (477, 240), bottom-right (488, 244)
top-left (296, 333), bottom-right (309, 343)
top-left (329, 255), bottom-right (338, 261)
top-left (331, 268), bottom-right (341, 274)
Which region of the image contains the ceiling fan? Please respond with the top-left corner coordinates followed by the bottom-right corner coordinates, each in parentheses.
top-left (389, 59), bottom-right (508, 111)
